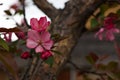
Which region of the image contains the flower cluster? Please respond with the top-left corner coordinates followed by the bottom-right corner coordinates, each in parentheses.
top-left (25, 17), bottom-right (53, 60)
top-left (95, 14), bottom-right (120, 41)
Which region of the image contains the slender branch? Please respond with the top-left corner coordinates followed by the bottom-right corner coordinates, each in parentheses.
top-left (20, 59), bottom-right (32, 80)
top-left (22, 0), bottom-right (30, 28)
top-left (68, 60), bottom-right (106, 80)
top-left (33, 0), bottom-right (60, 20)
top-left (30, 60), bottom-right (44, 80)
top-left (22, 57), bottom-right (39, 80)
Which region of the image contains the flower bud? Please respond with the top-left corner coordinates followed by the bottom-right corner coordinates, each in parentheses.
top-left (40, 51), bottom-right (52, 60)
top-left (21, 52), bottom-right (30, 59)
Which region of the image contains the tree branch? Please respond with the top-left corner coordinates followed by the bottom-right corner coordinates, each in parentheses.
top-left (68, 60), bottom-right (107, 80)
top-left (33, 0), bottom-right (60, 20)
top-left (21, 0), bottom-right (30, 28)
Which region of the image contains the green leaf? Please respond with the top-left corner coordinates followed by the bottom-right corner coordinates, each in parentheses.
top-left (112, 72), bottom-right (120, 79)
top-left (116, 9), bottom-right (120, 16)
top-left (96, 63), bottom-right (107, 70)
top-left (4, 10), bottom-right (12, 16)
top-left (86, 56), bottom-right (94, 65)
top-left (107, 61), bottom-right (118, 71)
top-left (90, 18), bottom-right (99, 29)
top-left (45, 56), bottom-right (54, 67)
top-left (86, 53), bottom-right (99, 65)
top-left (0, 38), bottom-right (9, 51)
top-left (51, 50), bottom-right (62, 55)
top-left (100, 4), bottom-right (109, 14)
top-left (15, 10), bottom-right (23, 15)
top-left (107, 76), bottom-right (114, 80)
top-left (96, 63), bottom-right (106, 71)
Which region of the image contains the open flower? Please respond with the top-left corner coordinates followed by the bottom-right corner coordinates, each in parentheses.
top-left (30, 17), bottom-right (50, 32)
top-left (95, 15), bottom-right (120, 41)
top-left (40, 50), bottom-right (52, 60)
top-left (26, 30), bottom-right (53, 53)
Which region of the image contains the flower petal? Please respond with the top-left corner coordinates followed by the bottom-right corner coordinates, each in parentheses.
top-left (38, 17), bottom-right (50, 30)
top-left (113, 28), bottom-right (120, 33)
top-left (95, 28), bottom-right (104, 40)
top-left (30, 18), bottom-right (39, 30)
top-left (43, 40), bottom-right (53, 50)
top-left (40, 31), bottom-right (51, 42)
top-left (35, 45), bottom-right (44, 53)
top-left (106, 31), bottom-right (114, 41)
top-left (38, 17), bottom-right (47, 26)
top-left (28, 29), bottom-right (40, 41)
top-left (26, 39), bottom-right (38, 48)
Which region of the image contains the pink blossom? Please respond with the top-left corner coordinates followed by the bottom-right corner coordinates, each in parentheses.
top-left (3, 32), bottom-right (12, 42)
top-left (26, 30), bottom-right (53, 53)
top-left (30, 17), bottom-right (50, 32)
top-left (95, 16), bottom-right (120, 41)
top-left (40, 51), bottom-right (52, 60)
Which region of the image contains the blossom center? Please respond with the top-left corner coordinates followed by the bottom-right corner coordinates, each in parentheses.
top-left (37, 40), bottom-right (42, 45)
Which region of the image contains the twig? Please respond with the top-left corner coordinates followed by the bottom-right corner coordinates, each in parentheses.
top-left (20, 58), bottom-right (33, 80)
top-left (20, 57), bottom-right (38, 80)
top-left (22, 0), bottom-right (30, 28)
top-left (30, 59), bottom-right (44, 80)
top-left (68, 60), bottom-right (106, 80)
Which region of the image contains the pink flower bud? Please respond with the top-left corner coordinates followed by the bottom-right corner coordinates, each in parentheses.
top-left (40, 51), bottom-right (52, 60)
top-left (21, 52), bottom-right (30, 59)
top-left (10, 4), bottom-right (18, 10)
top-left (15, 31), bottom-right (25, 39)
top-left (3, 32), bottom-right (12, 42)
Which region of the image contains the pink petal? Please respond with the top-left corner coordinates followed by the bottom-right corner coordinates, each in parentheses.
top-left (35, 45), bottom-right (44, 53)
top-left (43, 40), bottom-right (53, 50)
top-left (106, 31), bottom-right (114, 41)
top-left (43, 21), bottom-right (50, 30)
top-left (28, 29), bottom-right (40, 41)
top-left (30, 18), bottom-right (39, 30)
top-left (95, 28), bottom-right (104, 40)
top-left (98, 33), bottom-right (103, 40)
top-left (26, 39), bottom-right (38, 48)
top-left (113, 28), bottom-right (120, 33)
top-left (38, 17), bottom-right (50, 30)
top-left (40, 31), bottom-right (51, 42)
top-left (38, 17), bottom-right (47, 27)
